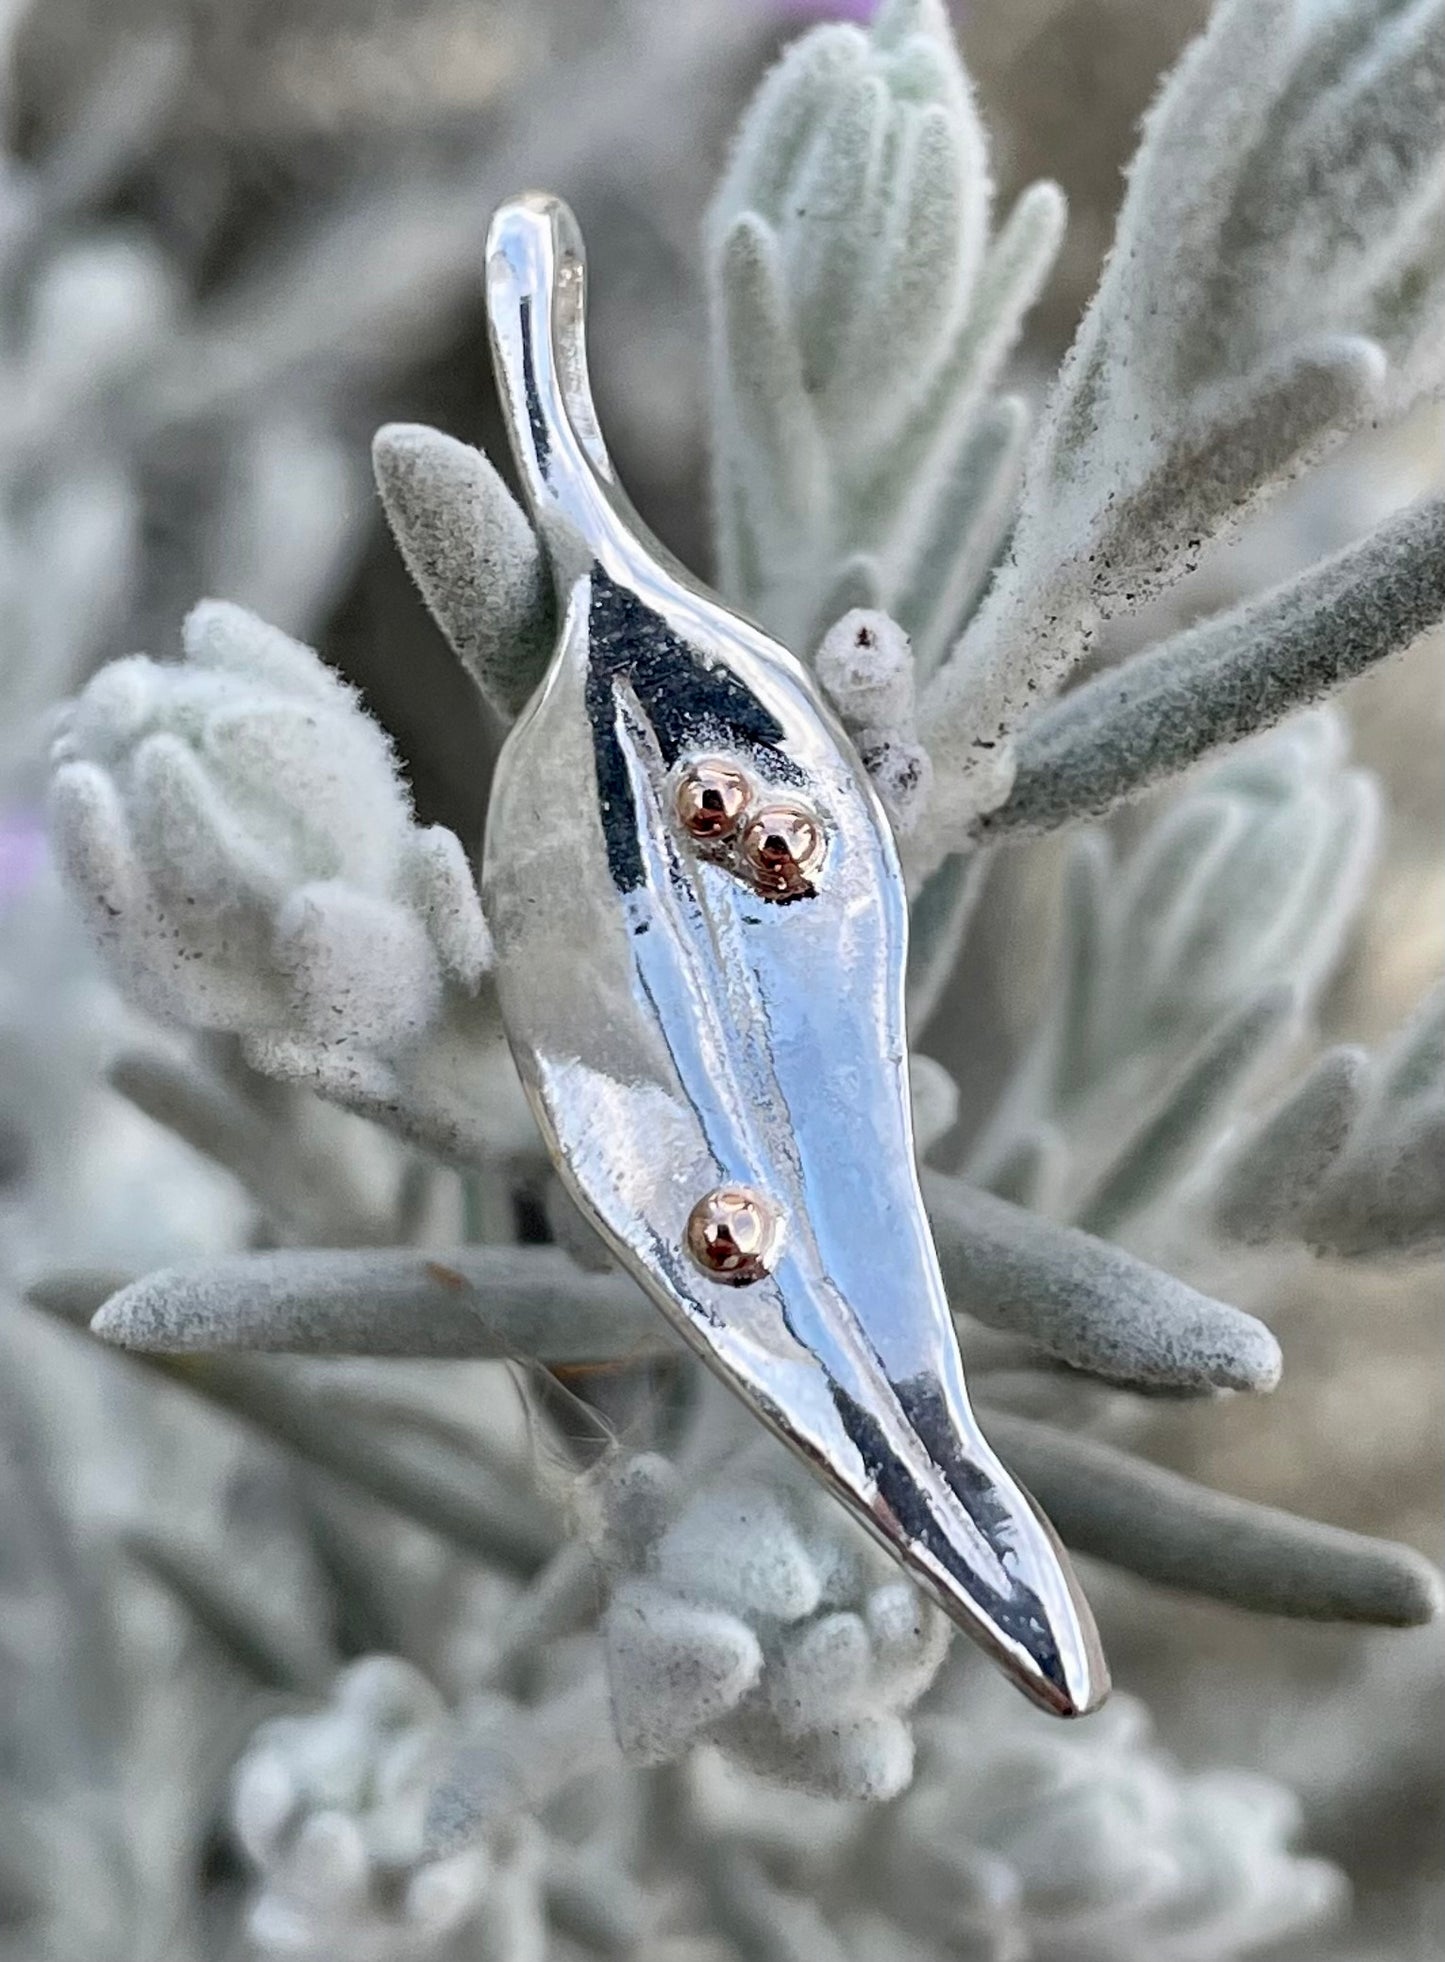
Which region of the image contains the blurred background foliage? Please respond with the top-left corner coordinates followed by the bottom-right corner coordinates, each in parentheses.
top-left (0, 2), bottom-right (1440, 1959)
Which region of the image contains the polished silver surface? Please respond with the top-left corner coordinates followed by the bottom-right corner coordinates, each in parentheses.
top-left (480, 192), bottom-right (1109, 1718)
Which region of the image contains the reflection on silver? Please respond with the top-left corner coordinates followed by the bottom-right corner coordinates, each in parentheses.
top-left (480, 192), bottom-right (1109, 1718)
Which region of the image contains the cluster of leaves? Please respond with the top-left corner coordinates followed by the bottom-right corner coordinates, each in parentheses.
top-left (4, 2), bottom-right (1445, 1959)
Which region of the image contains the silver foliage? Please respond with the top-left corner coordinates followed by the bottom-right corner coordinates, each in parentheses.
top-left (966, 710), bottom-right (1378, 1236)
top-left (991, 1413), bottom-right (1442, 1628)
top-left (598, 1441), bottom-right (950, 1800)
top-left (0, 16), bottom-right (391, 804)
top-left (707, 0), bottom-right (1063, 676)
top-left (4, 0), bottom-right (1443, 1958)
top-left (1211, 981), bottom-right (1445, 1259)
top-left (48, 600), bottom-right (534, 1166)
top-left (914, 0), bottom-right (1445, 858)
top-left (231, 1658), bottom-right (502, 1960)
top-left (77, 1172), bottom-right (1284, 1398)
top-left (688, 1672), bottom-right (1346, 1962)
top-left (371, 424), bottom-right (555, 726)
top-left (891, 1678), bottom-right (1347, 1961)
top-left (982, 495), bottom-right (1445, 840)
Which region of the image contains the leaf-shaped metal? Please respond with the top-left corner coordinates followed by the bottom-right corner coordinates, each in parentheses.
top-left (481, 194), bottom-right (1108, 1718)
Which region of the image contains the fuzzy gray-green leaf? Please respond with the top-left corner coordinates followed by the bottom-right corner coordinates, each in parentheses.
top-left (991, 1414), bottom-right (1444, 1625)
top-left (372, 422), bottom-right (555, 721)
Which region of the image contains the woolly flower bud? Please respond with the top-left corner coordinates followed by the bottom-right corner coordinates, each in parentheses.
top-left (231, 1657), bottom-right (493, 1961)
top-left (816, 609), bottom-right (917, 734)
top-left (1097, 709), bottom-right (1375, 1070)
top-left (47, 603), bottom-right (528, 1163)
top-left (872, 1676), bottom-right (1345, 1961)
top-left (704, 0), bottom-right (1048, 667)
top-left (598, 1446), bottom-right (949, 1801)
top-left (50, 599), bottom-right (486, 1040)
top-left (816, 609), bottom-right (932, 834)
top-left (710, 0), bottom-right (988, 436)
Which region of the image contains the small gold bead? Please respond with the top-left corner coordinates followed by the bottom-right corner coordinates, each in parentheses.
top-left (686, 1185), bottom-right (782, 1285)
top-left (739, 804), bottom-right (825, 898)
top-left (675, 759), bottom-right (752, 842)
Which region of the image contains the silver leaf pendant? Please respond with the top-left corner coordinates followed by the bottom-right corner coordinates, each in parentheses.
top-left (481, 194), bottom-right (1108, 1718)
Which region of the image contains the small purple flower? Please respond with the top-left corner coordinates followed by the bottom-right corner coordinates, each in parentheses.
top-left (0, 808), bottom-right (47, 906)
top-left (769, 0), bottom-right (880, 19)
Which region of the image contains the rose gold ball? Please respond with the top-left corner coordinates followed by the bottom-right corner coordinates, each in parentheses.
top-left (739, 804), bottom-right (825, 897)
top-left (675, 759), bottom-right (752, 842)
top-left (685, 1185), bottom-right (782, 1285)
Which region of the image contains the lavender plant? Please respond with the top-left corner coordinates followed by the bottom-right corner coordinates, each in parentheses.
top-left (7, 1), bottom-right (1445, 1958)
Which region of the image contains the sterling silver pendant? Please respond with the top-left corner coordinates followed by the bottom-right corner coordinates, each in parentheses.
top-left (481, 194), bottom-right (1108, 1719)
